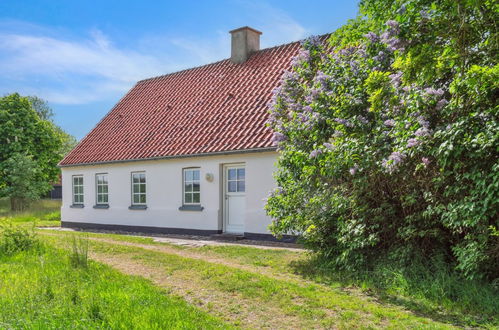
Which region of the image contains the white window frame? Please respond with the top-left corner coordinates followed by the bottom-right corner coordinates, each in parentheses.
top-left (131, 172), bottom-right (146, 205)
top-left (95, 173), bottom-right (109, 205)
top-left (183, 168), bottom-right (200, 205)
top-left (227, 167), bottom-right (245, 193)
top-left (72, 175), bottom-right (84, 205)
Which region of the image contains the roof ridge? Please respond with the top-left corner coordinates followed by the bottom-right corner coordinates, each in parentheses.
top-left (136, 34), bottom-right (326, 84)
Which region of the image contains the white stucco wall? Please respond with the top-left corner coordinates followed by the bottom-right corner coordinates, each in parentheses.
top-left (61, 151), bottom-right (278, 235)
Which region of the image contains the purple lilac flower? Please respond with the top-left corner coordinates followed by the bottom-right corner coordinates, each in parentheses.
top-left (382, 151), bottom-right (406, 173)
top-left (417, 116), bottom-right (430, 128)
top-left (386, 20), bottom-right (399, 28)
top-left (364, 31), bottom-right (379, 42)
top-left (333, 130), bottom-right (343, 137)
top-left (357, 115), bottom-right (369, 124)
top-left (424, 87), bottom-right (444, 97)
top-left (349, 164), bottom-right (359, 175)
top-left (323, 142), bottom-right (334, 150)
top-left (271, 132), bottom-right (286, 145)
top-left (309, 149), bottom-right (322, 159)
top-left (384, 119), bottom-right (396, 127)
top-left (303, 105), bottom-right (313, 113)
top-left (301, 35), bottom-right (321, 48)
top-left (402, 86), bottom-right (411, 92)
top-left (407, 138), bottom-right (420, 148)
top-left (291, 49), bottom-right (311, 67)
top-left (422, 157), bottom-right (430, 166)
top-left (415, 127), bottom-right (430, 137)
top-left (389, 151), bottom-right (405, 164)
top-left (389, 71), bottom-right (403, 86)
top-left (420, 10), bottom-right (430, 19)
top-left (436, 98), bottom-right (448, 110)
top-left (314, 71), bottom-right (330, 86)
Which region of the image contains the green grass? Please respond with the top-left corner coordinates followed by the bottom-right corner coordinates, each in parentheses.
top-left (41, 229), bottom-right (499, 328)
top-left (0, 197), bottom-right (61, 227)
top-left (0, 242), bottom-right (228, 329)
top-left (44, 235), bottom-right (456, 329)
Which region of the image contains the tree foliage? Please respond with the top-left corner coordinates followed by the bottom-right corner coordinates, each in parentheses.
top-left (0, 93), bottom-right (64, 209)
top-left (266, 0), bottom-right (498, 280)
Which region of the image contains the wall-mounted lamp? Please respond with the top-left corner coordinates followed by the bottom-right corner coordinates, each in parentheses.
top-left (205, 173), bottom-right (214, 182)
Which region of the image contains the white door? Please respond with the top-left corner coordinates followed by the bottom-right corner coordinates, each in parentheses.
top-left (224, 165), bottom-right (246, 234)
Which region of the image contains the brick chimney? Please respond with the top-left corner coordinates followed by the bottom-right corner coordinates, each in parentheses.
top-left (229, 26), bottom-right (262, 64)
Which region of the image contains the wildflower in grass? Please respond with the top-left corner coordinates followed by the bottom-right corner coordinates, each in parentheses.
top-left (422, 157), bottom-right (430, 166)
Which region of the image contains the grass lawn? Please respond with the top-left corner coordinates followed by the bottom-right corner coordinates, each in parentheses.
top-left (0, 244), bottom-right (227, 329)
top-left (1, 199), bottom-right (498, 328)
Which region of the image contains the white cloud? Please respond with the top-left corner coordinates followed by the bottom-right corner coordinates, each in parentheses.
top-left (0, 3), bottom-right (307, 106)
top-left (0, 24), bottom-right (181, 104)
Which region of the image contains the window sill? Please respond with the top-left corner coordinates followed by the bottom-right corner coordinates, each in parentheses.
top-left (178, 205), bottom-right (204, 211)
top-left (129, 205), bottom-right (147, 210)
top-left (93, 204), bottom-right (109, 209)
top-left (70, 204), bottom-right (84, 208)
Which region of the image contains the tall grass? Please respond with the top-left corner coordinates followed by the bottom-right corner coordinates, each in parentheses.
top-left (292, 254), bottom-right (499, 327)
top-left (69, 235), bottom-right (89, 268)
top-left (0, 244), bottom-right (228, 328)
top-left (0, 198), bottom-right (61, 227)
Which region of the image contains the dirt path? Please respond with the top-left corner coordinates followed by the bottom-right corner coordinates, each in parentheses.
top-left (90, 252), bottom-right (318, 329)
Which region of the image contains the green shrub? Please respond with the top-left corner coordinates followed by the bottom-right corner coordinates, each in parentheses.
top-left (0, 223), bottom-right (39, 255)
top-left (266, 0), bottom-right (498, 280)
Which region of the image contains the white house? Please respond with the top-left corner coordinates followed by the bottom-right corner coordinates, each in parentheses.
top-left (59, 27), bottom-right (302, 240)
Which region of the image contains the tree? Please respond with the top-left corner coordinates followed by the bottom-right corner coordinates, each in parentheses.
top-left (0, 93), bottom-right (63, 210)
top-left (27, 95), bottom-right (78, 157)
top-left (0, 154), bottom-right (51, 211)
top-left (266, 0), bottom-right (498, 280)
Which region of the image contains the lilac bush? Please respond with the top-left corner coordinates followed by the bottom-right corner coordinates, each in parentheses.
top-left (266, 0), bottom-right (498, 280)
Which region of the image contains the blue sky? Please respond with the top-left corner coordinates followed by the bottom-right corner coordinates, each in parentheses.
top-left (0, 1), bottom-right (359, 139)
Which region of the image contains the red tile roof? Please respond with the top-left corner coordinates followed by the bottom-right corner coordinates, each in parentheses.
top-left (59, 41), bottom-right (302, 166)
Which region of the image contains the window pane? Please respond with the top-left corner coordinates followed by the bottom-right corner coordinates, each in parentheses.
top-left (103, 185), bottom-right (108, 193)
top-left (237, 181), bottom-right (245, 192)
top-left (133, 184), bottom-right (140, 193)
top-left (133, 194), bottom-right (140, 204)
top-left (140, 184), bottom-right (146, 194)
top-left (97, 195), bottom-right (103, 203)
top-left (139, 174), bottom-right (146, 183)
top-left (228, 169), bottom-right (237, 180)
top-left (98, 185), bottom-right (103, 194)
top-left (185, 193), bottom-right (192, 203)
top-left (228, 181), bottom-right (237, 192)
top-left (237, 168), bottom-right (245, 180)
top-left (193, 193), bottom-right (200, 203)
top-left (185, 183), bottom-right (193, 192)
top-left (103, 195), bottom-right (108, 203)
top-left (140, 194), bottom-right (146, 204)
top-left (193, 182), bottom-right (200, 192)
top-left (133, 174), bottom-right (139, 183)
top-left (193, 170), bottom-right (200, 181)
